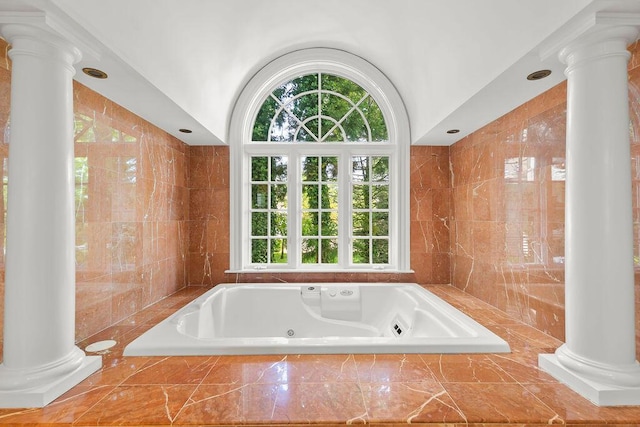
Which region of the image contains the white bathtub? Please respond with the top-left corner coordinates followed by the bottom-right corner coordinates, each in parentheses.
top-left (123, 283), bottom-right (510, 356)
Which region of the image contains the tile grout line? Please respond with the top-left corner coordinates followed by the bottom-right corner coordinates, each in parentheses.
top-left (417, 353), bottom-right (469, 424)
top-left (71, 352), bottom-right (167, 425)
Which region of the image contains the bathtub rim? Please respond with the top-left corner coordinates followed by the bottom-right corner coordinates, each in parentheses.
top-left (123, 282), bottom-right (511, 356)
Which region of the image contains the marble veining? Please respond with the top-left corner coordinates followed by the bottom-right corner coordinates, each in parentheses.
top-left (0, 284), bottom-right (639, 426)
top-left (448, 41), bottom-right (640, 351)
top-left (0, 32), bottom-right (640, 426)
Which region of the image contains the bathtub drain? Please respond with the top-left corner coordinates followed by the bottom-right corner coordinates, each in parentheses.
top-left (287, 329), bottom-right (295, 337)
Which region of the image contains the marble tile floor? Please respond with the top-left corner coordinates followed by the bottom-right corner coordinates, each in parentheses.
top-left (2, 284), bottom-right (640, 426)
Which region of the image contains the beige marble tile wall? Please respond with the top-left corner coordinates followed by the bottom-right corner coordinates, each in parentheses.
top-left (72, 82), bottom-right (189, 341)
top-left (0, 39), bottom-right (189, 358)
top-left (450, 41), bottom-right (640, 356)
top-left (450, 83), bottom-right (567, 340)
top-left (410, 146), bottom-right (452, 284)
top-left (186, 146), bottom-right (230, 286)
top-left (184, 146), bottom-right (452, 286)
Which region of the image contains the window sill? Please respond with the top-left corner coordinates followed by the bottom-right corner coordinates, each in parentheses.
top-left (225, 268), bottom-right (415, 274)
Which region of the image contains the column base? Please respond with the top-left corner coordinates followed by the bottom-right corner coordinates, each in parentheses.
top-left (540, 354), bottom-right (640, 406)
top-left (0, 355), bottom-right (101, 408)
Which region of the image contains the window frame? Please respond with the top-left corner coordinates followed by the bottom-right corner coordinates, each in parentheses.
top-left (229, 48), bottom-right (411, 272)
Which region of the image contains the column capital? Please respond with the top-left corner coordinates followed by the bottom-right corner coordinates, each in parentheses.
top-left (540, 11), bottom-right (640, 63)
top-left (1, 22), bottom-right (82, 72)
top-left (0, 9), bottom-right (102, 63)
top-left (559, 25), bottom-right (638, 71)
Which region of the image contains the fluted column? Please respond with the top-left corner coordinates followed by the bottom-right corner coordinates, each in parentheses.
top-left (0, 24), bottom-right (101, 408)
top-left (539, 23), bottom-right (640, 406)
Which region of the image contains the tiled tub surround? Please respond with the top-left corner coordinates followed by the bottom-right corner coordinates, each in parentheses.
top-left (0, 31), bottom-right (640, 418)
top-left (184, 41), bottom-right (640, 367)
top-left (0, 36), bottom-right (451, 355)
top-left (185, 145), bottom-right (451, 287)
top-left (72, 83), bottom-right (190, 340)
top-left (2, 285), bottom-right (640, 426)
top-left (449, 84), bottom-right (568, 341)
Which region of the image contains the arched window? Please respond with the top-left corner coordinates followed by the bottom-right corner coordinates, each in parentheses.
top-left (252, 73), bottom-right (387, 143)
top-left (229, 49), bottom-right (410, 272)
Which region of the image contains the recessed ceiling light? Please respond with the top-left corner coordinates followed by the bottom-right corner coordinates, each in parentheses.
top-left (446, 129), bottom-right (460, 134)
top-left (82, 67), bottom-right (108, 79)
top-left (179, 128), bottom-right (193, 134)
top-left (527, 69), bottom-right (551, 81)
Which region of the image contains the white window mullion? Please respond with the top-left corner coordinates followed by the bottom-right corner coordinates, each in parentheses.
top-left (388, 153), bottom-right (400, 268)
top-left (339, 151), bottom-right (351, 268)
top-left (241, 152), bottom-right (252, 268)
top-left (318, 72), bottom-right (322, 142)
top-left (288, 147), bottom-right (301, 269)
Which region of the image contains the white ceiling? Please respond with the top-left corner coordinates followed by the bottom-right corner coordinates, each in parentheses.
top-left (2, 0), bottom-right (640, 146)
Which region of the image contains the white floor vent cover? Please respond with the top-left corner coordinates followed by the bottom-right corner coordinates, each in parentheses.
top-left (85, 340), bottom-right (117, 353)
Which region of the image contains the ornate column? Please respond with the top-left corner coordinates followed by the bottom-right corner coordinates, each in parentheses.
top-left (539, 17), bottom-right (640, 406)
top-left (0, 24), bottom-right (101, 408)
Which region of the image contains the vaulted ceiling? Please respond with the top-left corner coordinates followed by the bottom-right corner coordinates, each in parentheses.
top-left (2, 0), bottom-right (640, 145)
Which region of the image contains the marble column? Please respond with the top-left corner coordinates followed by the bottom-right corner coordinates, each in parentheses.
top-left (539, 24), bottom-right (640, 406)
top-left (0, 24), bottom-right (101, 408)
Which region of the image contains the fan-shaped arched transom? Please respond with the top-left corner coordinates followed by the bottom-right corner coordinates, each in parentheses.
top-left (252, 73), bottom-right (388, 143)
